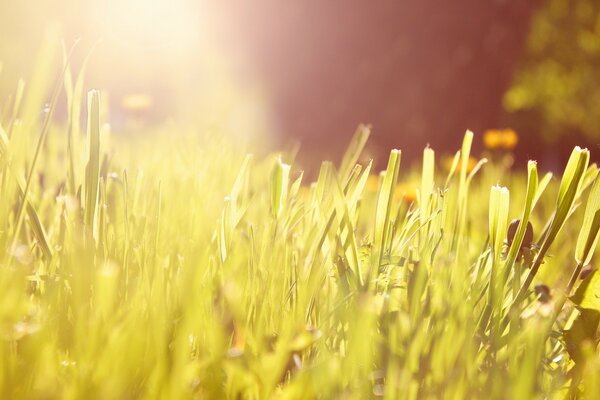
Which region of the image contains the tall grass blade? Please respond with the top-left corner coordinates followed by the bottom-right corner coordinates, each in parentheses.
top-left (338, 124), bottom-right (370, 184)
top-left (451, 130), bottom-right (473, 253)
top-left (576, 175), bottom-right (600, 265)
top-left (84, 90), bottom-right (101, 235)
top-left (504, 161), bottom-right (538, 272)
top-left (270, 156), bottom-right (291, 219)
top-left (419, 147), bottom-right (434, 248)
top-left (368, 149), bottom-right (401, 290)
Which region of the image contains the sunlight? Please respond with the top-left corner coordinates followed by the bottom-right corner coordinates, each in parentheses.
top-left (92, 0), bottom-right (201, 51)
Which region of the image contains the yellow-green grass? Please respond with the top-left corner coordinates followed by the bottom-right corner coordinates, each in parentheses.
top-left (0, 64), bottom-right (599, 399)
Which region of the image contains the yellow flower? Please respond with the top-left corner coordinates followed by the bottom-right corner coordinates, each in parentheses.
top-left (484, 129), bottom-right (503, 149)
top-left (483, 128), bottom-right (519, 150)
top-left (394, 184), bottom-right (417, 204)
top-left (502, 128), bottom-right (519, 149)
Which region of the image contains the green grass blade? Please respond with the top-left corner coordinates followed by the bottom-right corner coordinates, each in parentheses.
top-left (504, 161), bottom-right (538, 272)
top-left (444, 150), bottom-right (461, 189)
top-left (419, 147), bottom-right (434, 247)
top-left (489, 185), bottom-right (510, 259)
top-left (576, 174), bottom-right (600, 265)
top-left (451, 130), bottom-right (473, 253)
top-left (84, 90), bottom-right (101, 235)
top-left (368, 149), bottom-right (401, 290)
top-left (532, 171), bottom-right (552, 210)
top-left (270, 156), bottom-right (291, 219)
top-left (338, 124), bottom-right (370, 184)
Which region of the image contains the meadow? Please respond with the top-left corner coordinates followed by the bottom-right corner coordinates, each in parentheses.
top-left (0, 62), bottom-right (599, 399)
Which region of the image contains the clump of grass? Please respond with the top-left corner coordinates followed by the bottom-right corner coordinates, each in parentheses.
top-left (0, 64), bottom-right (599, 399)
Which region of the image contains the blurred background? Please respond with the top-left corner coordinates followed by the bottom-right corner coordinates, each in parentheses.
top-left (0, 0), bottom-right (599, 170)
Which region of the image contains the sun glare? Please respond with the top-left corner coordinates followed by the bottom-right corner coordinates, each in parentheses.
top-left (93, 0), bottom-right (201, 51)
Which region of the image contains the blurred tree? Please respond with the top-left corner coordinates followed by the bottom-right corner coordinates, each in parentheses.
top-left (505, 0), bottom-right (600, 145)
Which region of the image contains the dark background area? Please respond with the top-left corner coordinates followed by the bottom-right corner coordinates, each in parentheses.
top-left (215, 0), bottom-right (543, 166)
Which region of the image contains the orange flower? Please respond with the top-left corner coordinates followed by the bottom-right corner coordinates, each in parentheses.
top-left (484, 129), bottom-right (502, 149)
top-left (394, 184), bottom-right (417, 204)
top-left (483, 128), bottom-right (519, 150)
top-left (502, 128), bottom-right (518, 149)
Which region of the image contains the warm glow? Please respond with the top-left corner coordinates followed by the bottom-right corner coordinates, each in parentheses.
top-left (92, 0), bottom-right (201, 52)
top-left (120, 93), bottom-right (154, 112)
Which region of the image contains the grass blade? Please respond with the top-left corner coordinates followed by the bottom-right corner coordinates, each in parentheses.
top-left (338, 124), bottom-right (370, 184)
top-left (368, 149), bottom-right (401, 290)
top-left (576, 174), bottom-right (600, 265)
top-left (84, 90), bottom-right (101, 236)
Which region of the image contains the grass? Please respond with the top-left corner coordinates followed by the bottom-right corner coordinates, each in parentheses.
top-left (0, 63), bottom-right (600, 399)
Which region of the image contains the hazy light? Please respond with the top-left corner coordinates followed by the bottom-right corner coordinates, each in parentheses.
top-left (92, 0), bottom-right (200, 51)
top-left (120, 93), bottom-right (154, 112)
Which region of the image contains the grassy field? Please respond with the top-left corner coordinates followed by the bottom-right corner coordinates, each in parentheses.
top-left (1, 64), bottom-right (600, 399)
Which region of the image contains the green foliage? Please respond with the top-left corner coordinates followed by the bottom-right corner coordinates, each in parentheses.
top-left (505, 0), bottom-right (600, 141)
top-left (572, 269), bottom-right (600, 312)
top-left (575, 175), bottom-right (600, 265)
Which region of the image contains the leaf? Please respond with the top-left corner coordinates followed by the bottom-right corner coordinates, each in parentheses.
top-left (564, 309), bottom-right (600, 365)
top-left (218, 198), bottom-right (231, 263)
top-left (451, 130), bottom-right (473, 253)
top-left (443, 150), bottom-right (461, 189)
top-left (289, 171), bottom-right (304, 199)
top-left (489, 185), bottom-right (510, 259)
top-left (229, 154), bottom-right (253, 227)
top-left (289, 328), bottom-right (322, 352)
top-left (338, 124), bottom-right (370, 184)
top-left (504, 161), bottom-right (538, 272)
top-left (347, 160), bottom-right (372, 213)
top-left (10, 79), bottom-right (25, 124)
top-left (270, 156), bottom-right (291, 218)
top-left (532, 171), bottom-right (552, 210)
top-left (369, 149), bottom-right (401, 289)
top-left (558, 147), bottom-right (588, 207)
top-left (84, 90), bottom-right (101, 233)
top-left (466, 158), bottom-right (488, 186)
top-left (571, 268), bottom-right (600, 312)
top-left (419, 147), bottom-right (435, 247)
top-left (22, 185), bottom-right (53, 260)
top-left (66, 45), bottom-right (95, 195)
top-left (329, 167), bottom-right (361, 282)
top-left (546, 147), bottom-right (589, 249)
top-left (576, 175), bottom-right (600, 265)
top-left (459, 130), bottom-right (474, 191)
top-left (7, 48), bottom-right (69, 260)
top-left (509, 148), bottom-right (590, 313)
top-left (0, 124), bottom-right (9, 160)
